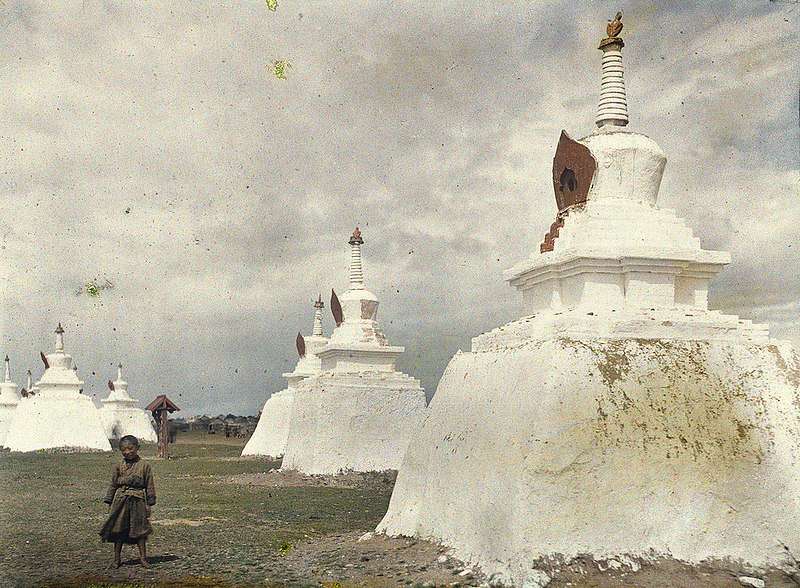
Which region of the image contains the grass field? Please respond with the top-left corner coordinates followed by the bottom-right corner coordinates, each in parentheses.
top-left (0, 432), bottom-right (458, 588)
top-left (5, 433), bottom-right (798, 588)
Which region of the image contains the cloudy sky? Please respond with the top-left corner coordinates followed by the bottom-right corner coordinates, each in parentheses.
top-left (0, 1), bottom-right (797, 415)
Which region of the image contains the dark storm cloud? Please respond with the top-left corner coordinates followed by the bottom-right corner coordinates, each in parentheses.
top-left (0, 1), bottom-right (797, 414)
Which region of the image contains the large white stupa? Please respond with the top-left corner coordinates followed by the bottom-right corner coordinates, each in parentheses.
top-left (4, 324), bottom-right (111, 452)
top-left (242, 296), bottom-right (329, 458)
top-left (379, 15), bottom-right (800, 586)
top-left (0, 355), bottom-right (20, 447)
top-left (281, 228), bottom-right (427, 474)
top-left (99, 364), bottom-right (157, 443)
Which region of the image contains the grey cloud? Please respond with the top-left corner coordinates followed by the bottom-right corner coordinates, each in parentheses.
top-left (0, 1), bottom-right (797, 414)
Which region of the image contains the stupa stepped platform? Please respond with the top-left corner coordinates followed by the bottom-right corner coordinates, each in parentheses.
top-left (508, 201), bottom-right (730, 276)
top-left (311, 369), bottom-right (422, 386)
top-left (471, 308), bottom-right (771, 353)
top-left (325, 316), bottom-right (389, 347)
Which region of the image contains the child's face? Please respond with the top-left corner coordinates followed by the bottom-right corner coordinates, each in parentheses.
top-left (120, 441), bottom-right (139, 460)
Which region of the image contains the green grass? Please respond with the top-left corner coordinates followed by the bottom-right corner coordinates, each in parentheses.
top-left (0, 433), bottom-right (392, 588)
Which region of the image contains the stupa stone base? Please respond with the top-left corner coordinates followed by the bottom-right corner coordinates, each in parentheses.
top-left (5, 393), bottom-right (111, 452)
top-left (99, 406), bottom-right (157, 442)
top-left (282, 371), bottom-right (427, 474)
top-left (242, 389), bottom-right (294, 458)
top-left (378, 311), bottom-right (800, 585)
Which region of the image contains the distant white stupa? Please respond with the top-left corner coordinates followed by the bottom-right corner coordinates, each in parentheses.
top-left (0, 355), bottom-right (20, 447)
top-left (99, 364), bottom-right (157, 443)
top-left (242, 296), bottom-right (329, 458)
top-left (23, 369), bottom-right (39, 397)
top-left (379, 14), bottom-right (800, 585)
top-left (281, 228), bottom-right (427, 474)
top-left (4, 324), bottom-right (111, 452)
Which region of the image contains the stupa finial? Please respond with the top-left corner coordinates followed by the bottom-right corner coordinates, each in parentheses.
top-left (349, 227), bottom-right (363, 245)
top-left (4, 355), bottom-right (9, 382)
top-left (596, 11), bottom-right (629, 129)
top-left (117, 363), bottom-right (123, 380)
top-left (348, 227), bottom-right (365, 290)
top-left (55, 323), bottom-right (65, 352)
top-left (26, 369), bottom-right (32, 390)
top-left (313, 295), bottom-right (325, 337)
top-left (606, 11), bottom-right (623, 38)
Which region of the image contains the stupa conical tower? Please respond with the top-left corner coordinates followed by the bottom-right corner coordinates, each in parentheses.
top-left (281, 228), bottom-right (427, 474)
top-left (0, 355), bottom-right (20, 447)
top-left (99, 364), bottom-right (157, 442)
top-left (4, 324), bottom-right (111, 452)
top-left (242, 296), bottom-right (329, 458)
top-left (379, 14), bottom-right (800, 585)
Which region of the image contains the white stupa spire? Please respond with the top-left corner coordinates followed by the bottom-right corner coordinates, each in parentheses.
top-left (55, 323), bottom-right (65, 353)
top-left (108, 363), bottom-right (130, 399)
top-left (348, 227), bottom-right (364, 290)
top-left (4, 355), bottom-right (10, 383)
top-left (26, 370), bottom-right (31, 391)
top-left (596, 12), bottom-right (629, 128)
top-left (313, 295), bottom-right (324, 337)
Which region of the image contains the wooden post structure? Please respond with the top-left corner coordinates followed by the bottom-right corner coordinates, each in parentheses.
top-left (145, 394), bottom-right (180, 459)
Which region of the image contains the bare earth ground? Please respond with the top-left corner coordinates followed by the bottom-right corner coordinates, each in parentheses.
top-left (2, 431), bottom-right (799, 588)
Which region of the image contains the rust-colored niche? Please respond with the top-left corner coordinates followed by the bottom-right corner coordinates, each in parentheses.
top-left (540, 131), bottom-right (597, 253)
top-left (552, 130), bottom-right (596, 212)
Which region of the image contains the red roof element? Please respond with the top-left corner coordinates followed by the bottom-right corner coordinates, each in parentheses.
top-left (145, 394), bottom-right (180, 412)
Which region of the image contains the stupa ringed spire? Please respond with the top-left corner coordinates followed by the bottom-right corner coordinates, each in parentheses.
top-left (596, 11), bottom-right (629, 128)
top-left (55, 323), bottom-right (65, 353)
top-left (313, 295), bottom-right (325, 337)
top-left (348, 227), bottom-right (365, 290)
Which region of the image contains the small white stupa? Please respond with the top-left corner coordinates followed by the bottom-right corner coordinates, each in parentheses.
top-left (379, 14), bottom-right (800, 585)
top-left (281, 228), bottom-right (427, 474)
top-left (0, 355), bottom-right (20, 447)
top-left (99, 364), bottom-right (157, 443)
top-left (23, 369), bottom-right (39, 397)
top-left (4, 324), bottom-right (111, 452)
top-left (242, 296), bottom-right (329, 458)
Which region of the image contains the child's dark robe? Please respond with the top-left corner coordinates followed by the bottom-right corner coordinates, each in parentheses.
top-left (99, 457), bottom-right (156, 544)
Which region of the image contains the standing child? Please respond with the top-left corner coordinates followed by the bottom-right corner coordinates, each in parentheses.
top-left (99, 435), bottom-right (156, 568)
